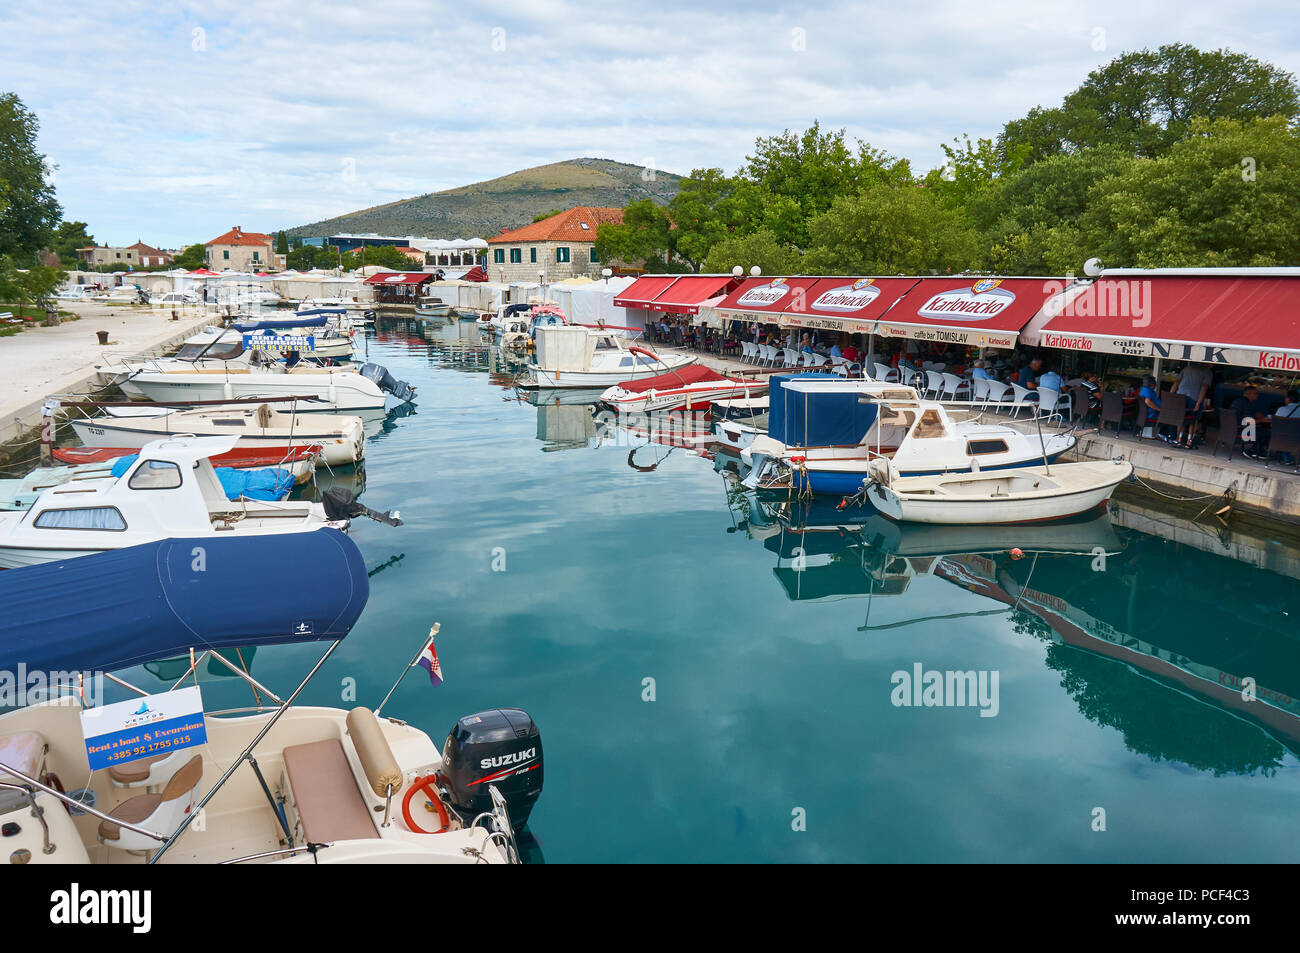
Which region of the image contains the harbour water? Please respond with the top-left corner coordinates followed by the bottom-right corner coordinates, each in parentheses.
top-left (113, 315), bottom-right (1300, 863)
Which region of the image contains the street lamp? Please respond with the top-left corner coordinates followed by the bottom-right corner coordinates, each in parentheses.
top-left (750, 266), bottom-right (761, 277)
top-left (731, 265), bottom-right (743, 278)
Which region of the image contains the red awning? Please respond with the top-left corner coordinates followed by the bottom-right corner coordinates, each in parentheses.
top-left (715, 276), bottom-right (918, 331)
top-left (1022, 274), bottom-right (1300, 369)
top-left (462, 265), bottom-right (488, 282)
top-left (363, 272), bottom-right (432, 285)
top-left (639, 275), bottom-right (739, 315)
top-left (614, 275), bottom-right (682, 309)
top-left (871, 277), bottom-right (1062, 348)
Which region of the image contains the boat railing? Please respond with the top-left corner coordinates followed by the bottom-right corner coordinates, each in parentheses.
top-left (0, 769), bottom-right (168, 846)
top-left (219, 843), bottom-right (335, 864)
top-left (468, 785), bottom-right (521, 864)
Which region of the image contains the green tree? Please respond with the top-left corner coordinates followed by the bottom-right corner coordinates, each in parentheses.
top-left (340, 244), bottom-right (416, 271)
top-left (275, 231), bottom-right (289, 255)
top-left (1043, 116), bottom-right (1300, 271)
top-left (532, 209), bottom-right (562, 222)
top-left (594, 199), bottom-right (686, 271)
top-left (49, 220), bottom-right (93, 265)
top-left (173, 243), bottom-right (207, 270)
top-left (701, 228), bottom-right (802, 276)
top-left (1000, 44), bottom-right (1300, 165)
top-left (803, 181), bottom-right (981, 275)
top-left (0, 93), bottom-right (61, 260)
top-left (665, 169), bottom-right (765, 268)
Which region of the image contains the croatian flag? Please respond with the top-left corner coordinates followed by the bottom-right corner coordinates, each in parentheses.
top-left (416, 634), bottom-right (443, 687)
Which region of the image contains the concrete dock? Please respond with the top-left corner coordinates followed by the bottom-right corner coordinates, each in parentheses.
top-left (0, 301), bottom-right (216, 445)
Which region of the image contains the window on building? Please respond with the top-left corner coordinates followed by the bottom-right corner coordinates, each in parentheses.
top-left (252, 251), bottom-right (260, 262)
top-left (590, 247), bottom-right (599, 262)
top-left (493, 248), bottom-right (505, 264)
top-left (223, 250), bottom-right (230, 260)
top-left (115, 252), bottom-right (121, 259)
top-left (530, 247), bottom-right (537, 263)
top-left (33, 507), bottom-right (127, 531)
top-left (509, 248), bottom-right (522, 264)
top-left (556, 247), bottom-right (571, 263)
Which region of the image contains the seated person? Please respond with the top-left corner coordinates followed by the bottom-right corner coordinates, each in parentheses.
top-left (842, 342), bottom-right (860, 363)
top-left (1037, 367), bottom-right (1063, 393)
top-left (1272, 389), bottom-right (1300, 419)
top-left (970, 360), bottom-right (992, 381)
top-left (1018, 357), bottom-right (1043, 391)
top-left (1231, 385), bottom-right (1271, 458)
top-left (829, 340), bottom-right (843, 360)
top-left (1138, 375), bottom-right (1165, 437)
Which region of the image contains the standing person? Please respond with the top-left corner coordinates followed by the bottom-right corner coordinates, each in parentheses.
top-left (1174, 362), bottom-right (1213, 448)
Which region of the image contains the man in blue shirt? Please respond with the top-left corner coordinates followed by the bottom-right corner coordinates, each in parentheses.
top-left (1037, 368), bottom-right (1063, 392)
top-left (971, 360), bottom-right (991, 380)
top-left (1018, 357), bottom-right (1042, 390)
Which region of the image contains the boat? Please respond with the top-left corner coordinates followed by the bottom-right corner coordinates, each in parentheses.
top-left (107, 357), bottom-right (413, 412)
top-left (862, 458), bottom-right (1133, 525)
top-left (1, 452), bottom-right (306, 510)
top-left (414, 295), bottom-right (453, 317)
top-left (0, 529), bottom-right (540, 864)
top-left (54, 443), bottom-right (320, 473)
top-left (167, 323), bottom-right (355, 363)
top-left (741, 375), bottom-right (1077, 495)
top-left (524, 325), bottom-right (695, 389)
top-left (600, 365), bottom-right (767, 414)
top-left (91, 284), bottom-right (146, 304)
top-left (0, 435), bottom-right (347, 568)
top-left (69, 404), bottom-right (365, 466)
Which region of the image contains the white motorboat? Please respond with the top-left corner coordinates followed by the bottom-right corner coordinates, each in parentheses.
top-left (150, 290), bottom-right (201, 308)
top-left (0, 531), bottom-right (539, 865)
top-left (415, 295), bottom-right (453, 317)
top-left (91, 284), bottom-right (146, 304)
top-left (173, 324), bottom-right (354, 362)
top-left (742, 377), bottom-right (1077, 495)
top-left (524, 325), bottom-right (695, 389)
top-left (102, 355), bottom-right (413, 412)
top-left (862, 458), bottom-right (1133, 525)
top-left (69, 403), bottom-right (366, 466)
top-left (0, 435), bottom-right (345, 568)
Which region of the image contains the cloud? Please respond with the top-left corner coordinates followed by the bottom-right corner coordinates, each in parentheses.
top-left (5, 0), bottom-right (1299, 246)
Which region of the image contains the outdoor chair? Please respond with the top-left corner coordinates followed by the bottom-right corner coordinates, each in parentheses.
top-left (1211, 408), bottom-right (1241, 459)
top-left (783, 347), bottom-right (800, 368)
top-left (1036, 387), bottom-right (1069, 422)
top-left (922, 370), bottom-right (944, 398)
top-left (1266, 417), bottom-right (1300, 470)
top-left (940, 373), bottom-right (971, 401)
top-left (1068, 386), bottom-right (1092, 425)
top-left (1009, 382), bottom-right (1033, 417)
top-left (1099, 392), bottom-right (1127, 435)
top-left (984, 380), bottom-right (1011, 411)
top-left (1151, 392), bottom-right (1187, 442)
top-left (971, 377), bottom-right (991, 404)
top-left (873, 362), bottom-right (898, 383)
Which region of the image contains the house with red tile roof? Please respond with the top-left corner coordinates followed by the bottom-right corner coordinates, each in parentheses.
top-left (206, 226), bottom-right (275, 272)
top-left (486, 206), bottom-right (622, 282)
top-left (77, 241), bottom-right (173, 269)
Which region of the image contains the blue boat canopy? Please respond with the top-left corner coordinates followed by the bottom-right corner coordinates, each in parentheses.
top-left (232, 314), bottom-right (330, 332)
top-left (767, 374), bottom-right (879, 448)
top-left (0, 528), bottom-right (368, 675)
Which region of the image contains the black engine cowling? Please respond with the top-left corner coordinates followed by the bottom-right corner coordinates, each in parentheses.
top-left (358, 362), bottom-right (416, 403)
top-left (441, 708), bottom-right (542, 828)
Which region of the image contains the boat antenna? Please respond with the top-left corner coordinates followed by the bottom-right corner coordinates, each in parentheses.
top-left (1034, 408), bottom-right (1051, 476)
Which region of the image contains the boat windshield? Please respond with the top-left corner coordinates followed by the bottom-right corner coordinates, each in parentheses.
top-left (177, 342), bottom-right (243, 361)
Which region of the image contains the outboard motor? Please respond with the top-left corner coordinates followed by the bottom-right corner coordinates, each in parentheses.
top-left (441, 708), bottom-right (543, 828)
top-left (321, 486), bottom-right (402, 526)
top-left (358, 362), bottom-right (416, 403)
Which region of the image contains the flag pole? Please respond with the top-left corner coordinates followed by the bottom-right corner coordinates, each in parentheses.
top-left (375, 623), bottom-right (439, 718)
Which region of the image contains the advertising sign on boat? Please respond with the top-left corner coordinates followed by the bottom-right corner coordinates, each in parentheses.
top-left (80, 685), bottom-right (207, 770)
top-left (242, 333), bottom-right (316, 354)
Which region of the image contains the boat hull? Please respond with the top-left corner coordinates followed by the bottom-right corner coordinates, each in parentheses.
top-left (119, 372), bottom-right (386, 411)
top-left (865, 461), bottom-right (1132, 525)
top-left (69, 418), bottom-right (363, 466)
top-left (791, 451), bottom-right (1071, 496)
top-left (528, 358), bottom-right (697, 390)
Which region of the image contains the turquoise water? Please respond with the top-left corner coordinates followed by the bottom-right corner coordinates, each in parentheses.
top-left (137, 317), bottom-right (1300, 862)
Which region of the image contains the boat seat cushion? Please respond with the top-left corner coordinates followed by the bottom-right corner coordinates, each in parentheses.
top-left (98, 793), bottom-right (161, 841)
top-left (282, 738), bottom-right (378, 843)
top-left (108, 752), bottom-right (169, 785)
top-left (0, 731), bottom-right (46, 778)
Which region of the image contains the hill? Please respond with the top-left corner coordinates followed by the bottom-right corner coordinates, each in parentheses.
top-left (285, 158), bottom-right (681, 239)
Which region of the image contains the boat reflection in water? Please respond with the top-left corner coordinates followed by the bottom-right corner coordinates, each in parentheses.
top-left (756, 487), bottom-right (1300, 772)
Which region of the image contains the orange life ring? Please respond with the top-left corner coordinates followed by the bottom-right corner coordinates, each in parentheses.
top-left (401, 774), bottom-right (450, 834)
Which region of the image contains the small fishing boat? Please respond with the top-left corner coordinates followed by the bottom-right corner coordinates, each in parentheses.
top-left (524, 325), bottom-right (694, 389)
top-left (0, 435), bottom-right (346, 568)
top-left (53, 443), bottom-right (320, 474)
top-left (415, 295), bottom-right (453, 317)
top-left (862, 458), bottom-right (1133, 525)
top-left (600, 365), bottom-right (767, 414)
top-left (70, 404), bottom-right (365, 466)
top-left (0, 530), bottom-right (539, 864)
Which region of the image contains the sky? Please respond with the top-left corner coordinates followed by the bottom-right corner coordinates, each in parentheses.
top-left (4, 0), bottom-right (1300, 248)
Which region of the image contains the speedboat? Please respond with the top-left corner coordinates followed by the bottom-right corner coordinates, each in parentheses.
top-left (0, 529), bottom-right (539, 864)
top-left (862, 458), bottom-right (1133, 524)
top-left (92, 284), bottom-right (146, 304)
top-left (741, 375), bottom-right (1077, 495)
top-left (0, 435), bottom-right (345, 568)
top-left (415, 295), bottom-right (453, 317)
top-left (103, 354), bottom-right (413, 412)
top-left (600, 365), bottom-right (767, 414)
top-left (69, 404), bottom-right (365, 466)
top-left (524, 325), bottom-right (694, 389)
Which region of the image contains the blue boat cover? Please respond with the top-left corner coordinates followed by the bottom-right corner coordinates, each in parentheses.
top-left (232, 314), bottom-right (329, 332)
top-left (0, 528), bottom-right (368, 675)
top-left (767, 374), bottom-right (879, 448)
top-left (109, 455), bottom-right (294, 501)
